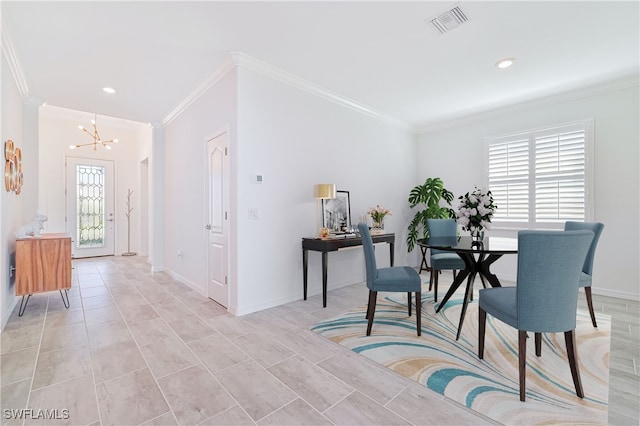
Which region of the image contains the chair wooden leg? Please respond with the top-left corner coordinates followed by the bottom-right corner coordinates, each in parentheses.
top-left (416, 292), bottom-right (422, 336)
top-left (407, 292), bottom-right (412, 316)
top-left (365, 290), bottom-right (372, 319)
top-left (565, 330), bottom-right (584, 398)
top-left (433, 270), bottom-right (439, 302)
top-left (478, 307), bottom-right (486, 359)
top-left (584, 287), bottom-right (598, 328)
top-left (535, 332), bottom-right (542, 357)
top-left (429, 269), bottom-right (434, 291)
top-left (366, 291), bottom-right (377, 336)
top-left (519, 330), bottom-right (527, 401)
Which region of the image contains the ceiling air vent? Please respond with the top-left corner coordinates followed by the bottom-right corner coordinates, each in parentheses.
top-left (428, 6), bottom-right (469, 35)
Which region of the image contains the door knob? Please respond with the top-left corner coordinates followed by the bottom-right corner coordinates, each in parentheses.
top-left (205, 224), bottom-right (212, 230)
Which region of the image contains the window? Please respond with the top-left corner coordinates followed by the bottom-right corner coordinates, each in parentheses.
top-left (484, 120), bottom-right (593, 229)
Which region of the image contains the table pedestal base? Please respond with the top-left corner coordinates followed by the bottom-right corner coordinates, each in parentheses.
top-left (436, 253), bottom-right (503, 340)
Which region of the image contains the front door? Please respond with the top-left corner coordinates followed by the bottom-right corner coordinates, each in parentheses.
top-left (66, 157), bottom-right (115, 258)
top-left (206, 132), bottom-right (229, 307)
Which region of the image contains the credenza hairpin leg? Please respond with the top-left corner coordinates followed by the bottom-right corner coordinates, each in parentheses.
top-left (60, 289), bottom-right (70, 308)
top-left (18, 294), bottom-right (31, 317)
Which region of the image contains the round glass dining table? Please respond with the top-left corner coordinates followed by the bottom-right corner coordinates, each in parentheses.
top-left (418, 235), bottom-right (518, 340)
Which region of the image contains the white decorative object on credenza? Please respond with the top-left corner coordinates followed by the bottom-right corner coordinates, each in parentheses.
top-left (14, 213), bottom-right (48, 238)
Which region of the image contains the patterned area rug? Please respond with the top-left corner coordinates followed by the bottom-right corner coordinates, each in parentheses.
top-left (311, 284), bottom-right (610, 425)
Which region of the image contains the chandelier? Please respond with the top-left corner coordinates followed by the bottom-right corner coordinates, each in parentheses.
top-left (69, 114), bottom-right (118, 151)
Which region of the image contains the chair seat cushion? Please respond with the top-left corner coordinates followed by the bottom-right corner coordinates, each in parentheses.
top-left (373, 267), bottom-right (421, 292)
top-left (579, 272), bottom-right (591, 288)
top-left (479, 287), bottom-right (517, 328)
top-left (430, 253), bottom-right (465, 270)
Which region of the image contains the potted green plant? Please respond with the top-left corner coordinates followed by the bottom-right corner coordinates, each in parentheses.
top-left (406, 177), bottom-right (455, 252)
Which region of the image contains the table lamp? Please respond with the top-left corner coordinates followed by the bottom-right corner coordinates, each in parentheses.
top-left (314, 184), bottom-right (336, 237)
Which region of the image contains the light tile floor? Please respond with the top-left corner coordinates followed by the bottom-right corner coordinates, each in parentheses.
top-left (1, 256), bottom-right (638, 425)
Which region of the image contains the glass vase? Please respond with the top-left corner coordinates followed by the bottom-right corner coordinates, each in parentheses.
top-left (371, 218), bottom-right (384, 234)
top-left (470, 227), bottom-right (484, 242)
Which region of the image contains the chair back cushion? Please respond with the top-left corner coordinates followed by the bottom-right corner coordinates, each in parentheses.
top-left (426, 219), bottom-right (458, 256)
top-left (358, 223), bottom-right (378, 289)
top-left (564, 221), bottom-right (604, 275)
top-left (516, 230), bottom-right (594, 332)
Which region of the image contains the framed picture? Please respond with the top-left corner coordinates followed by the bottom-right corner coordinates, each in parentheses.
top-left (322, 190), bottom-right (351, 232)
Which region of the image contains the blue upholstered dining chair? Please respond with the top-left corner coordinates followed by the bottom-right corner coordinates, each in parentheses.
top-left (478, 230), bottom-right (594, 401)
top-left (564, 221), bottom-right (604, 328)
top-left (358, 223), bottom-right (422, 336)
top-left (426, 219), bottom-right (465, 302)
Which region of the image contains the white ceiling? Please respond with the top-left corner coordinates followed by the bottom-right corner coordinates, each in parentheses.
top-left (3, 1), bottom-right (639, 130)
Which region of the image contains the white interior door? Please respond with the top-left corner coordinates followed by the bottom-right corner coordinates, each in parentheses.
top-left (206, 132), bottom-right (229, 307)
top-left (66, 157), bottom-right (115, 258)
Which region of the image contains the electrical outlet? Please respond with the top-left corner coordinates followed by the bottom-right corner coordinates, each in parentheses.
top-left (249, 208), bottom-right (259, 220)
top-left (177, 250), bottom-right (183, 259)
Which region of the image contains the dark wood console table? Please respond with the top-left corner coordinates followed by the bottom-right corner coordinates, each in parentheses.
top-left (302, 233), bottom-right (395, 307)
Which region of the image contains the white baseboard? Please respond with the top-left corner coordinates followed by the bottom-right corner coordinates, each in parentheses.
top-left (590, 287), bottom-right (640, 302)
top-left (233, 293), bottom-right (304, 317)
top-left (234, 278), bottom-right (361, 316)
top-left (163, 268), bottom-right (206, 297)
top-left (1, 296), bottom-right (20, 332)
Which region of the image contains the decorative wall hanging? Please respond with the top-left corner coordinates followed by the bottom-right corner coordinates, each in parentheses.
top-left (4, 139), bottom-right (23, 194)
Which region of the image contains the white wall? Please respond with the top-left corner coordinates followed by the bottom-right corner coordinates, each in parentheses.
top-left (163, 69), bottom-right (238, 297)
top-left (38, 107), bottom-right (151, 256)
top-left (417, 79), bottom-right (640, 300)
top-left (1, 49), bottom-right (29, 328)
top-left (233, 67), bottom-right (417, 314)
top-left (162, 64), bottom-right (418, 315)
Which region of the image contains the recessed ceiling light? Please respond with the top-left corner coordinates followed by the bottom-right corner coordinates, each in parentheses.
top-left (102, 87), bottom-right (116, 94)
top-left (496, 58), bottom-right (515, 69)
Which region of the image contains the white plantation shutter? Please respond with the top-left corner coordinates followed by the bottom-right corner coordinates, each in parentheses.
top-left (534, 125), bottom-right (585, 222)
top-left (488, 135), bottom-right (529, 222)
top-left (485, 121), bottom-right (592, 229)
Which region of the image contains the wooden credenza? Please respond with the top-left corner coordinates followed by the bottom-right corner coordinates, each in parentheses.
top-left (16, 233), bottom-right (72, 296)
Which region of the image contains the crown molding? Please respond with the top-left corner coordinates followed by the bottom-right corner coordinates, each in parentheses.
top-left (40, 104), bottom-right (144, 131)
top-left (162, 51), bottom-right (413, 132)
top-left (417, 73), bottom-right (640, 134)
top-left (1, 17), bottom-right (29, 100)
top-left (230, 52), bottom-right (412, 132)
top-left (25, 96), bottom-right (45, 107)
top-left (162, 56), bottom-right (236, 127)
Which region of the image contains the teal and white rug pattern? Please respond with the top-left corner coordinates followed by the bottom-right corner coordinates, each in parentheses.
top-left (312, 286), bottom-right (610, 425)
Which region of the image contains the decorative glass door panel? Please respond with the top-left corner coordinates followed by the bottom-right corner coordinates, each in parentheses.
top-left (77, 164), bottom-right (106, 247)
top-left (66, 157), bottom-right (115, 258)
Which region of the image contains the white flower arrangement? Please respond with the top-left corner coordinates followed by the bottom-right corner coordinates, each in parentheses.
top-left (368, 205), bottom-right (391, 226)
top-left (456, 187), bottom-right (496, 231)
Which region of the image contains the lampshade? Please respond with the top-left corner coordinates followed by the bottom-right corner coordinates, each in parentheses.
top-left (313, 184), bottom-right (336, 199)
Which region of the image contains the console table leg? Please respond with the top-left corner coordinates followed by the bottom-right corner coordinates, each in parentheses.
top-left (60, 289), bottom-right (70, 309)
top-left (322, 251), bottom-right (328, 308)
top-left (303, 249), bottom-right (309, 300)
top-left (18, 294), bottom-right (31, 317)
top-left (389, 242), bottom-right (395, 267)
